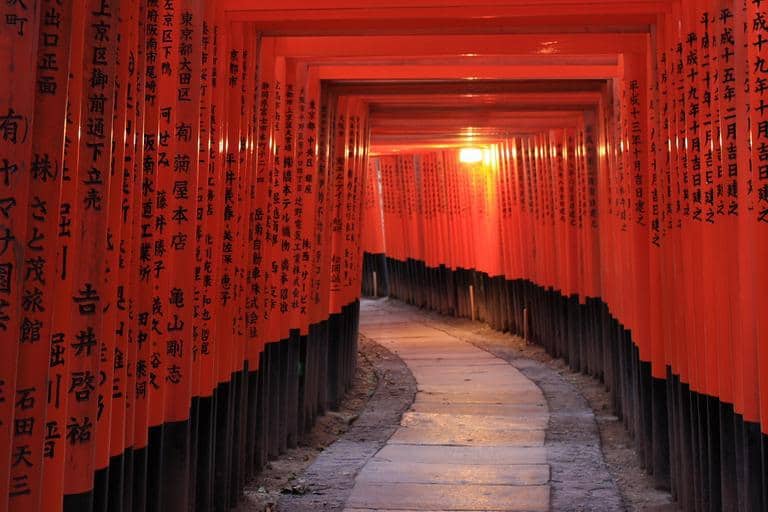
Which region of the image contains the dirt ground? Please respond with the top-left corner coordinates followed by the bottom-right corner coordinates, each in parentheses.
top-left (237, 337), bottom-right (382, 511)
top-left (561, 365), bottom-right (679, 511)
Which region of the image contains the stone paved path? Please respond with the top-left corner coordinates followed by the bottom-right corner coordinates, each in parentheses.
top-left (345, 301), bottom-right (551, 512)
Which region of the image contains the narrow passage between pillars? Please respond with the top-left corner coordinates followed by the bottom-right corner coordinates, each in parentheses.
top-left (346, 300), bottom-right (551, 512)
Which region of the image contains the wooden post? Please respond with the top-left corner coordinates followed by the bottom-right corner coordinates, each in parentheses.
top-left (469, 284), bottom-right (475, 322)
top-left (523, 306), bottom-right (529, 344)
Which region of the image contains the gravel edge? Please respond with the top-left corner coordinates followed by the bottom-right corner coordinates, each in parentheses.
top-left (276, 336), bottom-right (417, 511)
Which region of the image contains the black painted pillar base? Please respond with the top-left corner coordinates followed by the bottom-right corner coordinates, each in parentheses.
top-left (146, 424), bottom-right (164, 512)
top-left (160, 419), bottom-right (192, 512)
top-left (195, 393), bottom-right (215, 512)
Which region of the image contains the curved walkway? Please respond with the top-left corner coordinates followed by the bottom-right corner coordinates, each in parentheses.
top-left (277, 298), bottom-right (624, 511)
top-left (345, 302), bottom-right (551, 512)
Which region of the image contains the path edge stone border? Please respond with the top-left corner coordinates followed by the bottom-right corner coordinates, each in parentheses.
top-left (277, 335), bottom-right (417, 511)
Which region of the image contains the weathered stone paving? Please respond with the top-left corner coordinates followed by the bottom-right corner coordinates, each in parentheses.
top-left (278, 298), bottom-right (625, 512)
top-left (345, 301), bottom-right (550, 512)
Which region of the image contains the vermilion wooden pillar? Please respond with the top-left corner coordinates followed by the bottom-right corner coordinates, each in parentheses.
top-left (9, 1), bottom-right (73, 511)
top-left (0, 0), bottom-right (41, 507)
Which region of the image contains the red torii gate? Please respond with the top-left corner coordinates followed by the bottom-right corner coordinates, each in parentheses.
top-left (0, 1), bottom-right (766, 512)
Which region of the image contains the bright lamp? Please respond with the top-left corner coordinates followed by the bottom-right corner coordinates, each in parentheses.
top-left (459, 147), bottom-right (483, 164)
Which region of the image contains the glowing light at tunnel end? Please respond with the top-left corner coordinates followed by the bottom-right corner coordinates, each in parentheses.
top-left (459, 147), bottom-right (484, 164)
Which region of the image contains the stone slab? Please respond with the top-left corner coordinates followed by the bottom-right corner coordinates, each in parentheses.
top-left (389, 425), bottom-right (545, 447)
top-left (401, 412), bottom-right (547, 431)
top-left (374, 444), bottom-right (547, 466)
top-left (346, 483), bottom-right (550, 511)
top-left (356, 460), bottom-right (550, 485)
top-left (409, 401), bottom-right (549, 420)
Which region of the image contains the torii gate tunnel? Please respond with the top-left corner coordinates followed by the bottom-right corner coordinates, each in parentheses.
top-left (1, 0), bottom-right (767, 511)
